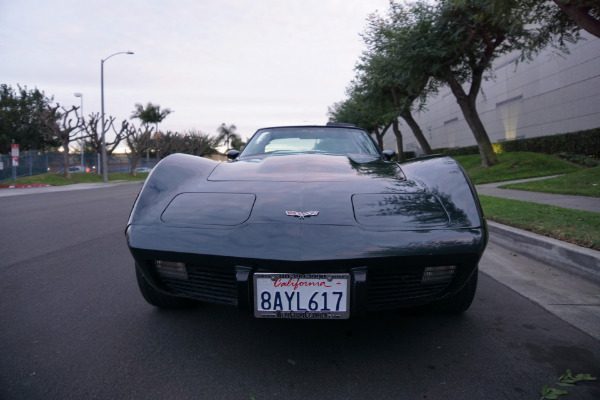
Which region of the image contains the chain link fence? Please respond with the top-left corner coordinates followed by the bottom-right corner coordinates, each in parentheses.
top-left (0, 151), bottom-right (158, 182)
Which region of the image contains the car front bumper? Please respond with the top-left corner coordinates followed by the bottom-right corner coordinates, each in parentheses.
top-left (127, 224), bottom-right (486, 315)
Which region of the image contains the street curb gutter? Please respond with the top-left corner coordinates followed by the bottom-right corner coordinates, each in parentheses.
top-left (487, 221), bottom-right (600, 282)
top-left (0, 184), bottom-right (52, 189)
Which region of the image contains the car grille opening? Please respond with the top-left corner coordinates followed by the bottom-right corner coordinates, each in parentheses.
top-left (151, 261), bottom-right (238, 306)
top-left (154, 260), bottom-right (188, 279)
top-left (421, 265), bottom-right (456, 284)
top-left (367, 266), bottom-right (457, 311)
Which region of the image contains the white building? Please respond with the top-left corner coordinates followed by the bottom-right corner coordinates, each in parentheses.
top-left (383, 32), bottom-right (600, 154)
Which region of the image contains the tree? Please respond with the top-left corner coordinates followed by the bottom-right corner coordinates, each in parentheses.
top-left (82, 112), bottom-right (126, 170)
top-left (229, 135), bottom-right (246, 151)
top-left (131, 102), bottom-right (172, 160)
top-left (131, 102), bottom-right (172, 131)
top-left (124, 122), bottom-right (153, 176)
top-left (328, 82), bottom-right (393, 153)
top-left (42, 104), bottom-right (82, 178)
top-left (358, 4), bottom-right (434, 156)
top-left (0, 84), bottom-right (57, 153)
top-left (182, 129), bottom-right (222, 157)
top-left (552, 0), bottom-right (600, 38)
top-left (217, 123), bottom-right (242, 150)
top-left (397, 0), bottom-right (581, 167)
top-left (152, 130), bottom-right (170, 160)
top-left (148, 129), bottom-right (221, 159)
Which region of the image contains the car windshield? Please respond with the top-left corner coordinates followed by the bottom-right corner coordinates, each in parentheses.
top-left (240, 127), bottom-right (381, 158)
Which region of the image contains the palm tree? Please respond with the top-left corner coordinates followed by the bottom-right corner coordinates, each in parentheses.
top-left (131, 102), bottom-right (172, 133)
top-left (131, 102), bottom-right (172, 159)
top-left (217, 123), bottom-right (243, 150)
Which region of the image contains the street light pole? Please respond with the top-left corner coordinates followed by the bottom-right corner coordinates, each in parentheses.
top-left (74, 93), bottom-right (84, 169)
top-left (100, 51), bottom-right (134, 182)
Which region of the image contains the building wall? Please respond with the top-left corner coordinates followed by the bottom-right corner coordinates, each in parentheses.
top-left (383, 32), bottom-right (600, 154)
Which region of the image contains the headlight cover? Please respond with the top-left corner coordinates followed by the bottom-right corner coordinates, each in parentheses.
top-left (161, 193), bottom-right (256, 226)
top-left (352, 193), bottom-right (449, 229)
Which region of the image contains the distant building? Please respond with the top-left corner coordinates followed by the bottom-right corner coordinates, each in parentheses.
top-left (383, 32), bottom-right (600, 154)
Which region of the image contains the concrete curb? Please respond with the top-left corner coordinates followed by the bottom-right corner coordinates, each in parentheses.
top-left (0, 180), bottom-right (143, 197)
top-left (487, 220), bottom-right (600, 282)
top-left (0, 184), bottom-right (52, 189)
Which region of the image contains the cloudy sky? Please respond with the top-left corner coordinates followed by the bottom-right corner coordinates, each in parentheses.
top-left (1, 0), bottom-right (391, 141)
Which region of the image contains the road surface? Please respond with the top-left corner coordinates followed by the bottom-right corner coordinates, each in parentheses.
top-left (1, 183), bottom-right (598, 399)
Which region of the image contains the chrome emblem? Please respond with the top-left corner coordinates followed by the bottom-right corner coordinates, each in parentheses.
top-left (286, 211), bottom-right (319, 219)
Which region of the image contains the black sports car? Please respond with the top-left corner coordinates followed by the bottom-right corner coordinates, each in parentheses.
top-left (126, 124), bottom-right (487, 319)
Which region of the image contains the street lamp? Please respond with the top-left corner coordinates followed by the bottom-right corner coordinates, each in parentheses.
top-left (100, 51), bottom-right (134, 182)
top-left (74, 93), bottom-right (84, 169)
top-left (74, 92), bottom-right (83, 116)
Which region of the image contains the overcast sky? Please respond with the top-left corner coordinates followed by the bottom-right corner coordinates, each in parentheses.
top-left (1, 0), bottom-right (392, 141)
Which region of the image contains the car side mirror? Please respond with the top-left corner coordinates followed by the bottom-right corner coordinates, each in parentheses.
top-left (382, 150), bottom-right (396, 161)
top-left (226, 149), bottom-right (240, 160)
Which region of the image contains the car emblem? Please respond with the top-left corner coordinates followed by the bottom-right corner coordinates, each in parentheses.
top-left (286, 211), bottom-right (319, 219)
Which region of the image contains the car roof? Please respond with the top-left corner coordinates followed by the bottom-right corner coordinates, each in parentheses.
top-left (255, 124), bottom-right (365, 132)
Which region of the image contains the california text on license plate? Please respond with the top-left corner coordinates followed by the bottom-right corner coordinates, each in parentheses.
top-left (253, 273), bottom-right (350, 319)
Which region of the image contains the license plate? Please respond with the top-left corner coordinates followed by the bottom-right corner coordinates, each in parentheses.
top-left (253, 273), bottom-right (350, 319)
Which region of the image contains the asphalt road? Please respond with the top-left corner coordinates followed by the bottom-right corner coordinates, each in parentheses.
top-left (1, 183), bottom-right (599, 400)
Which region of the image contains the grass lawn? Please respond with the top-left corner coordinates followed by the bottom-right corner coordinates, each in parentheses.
top-left (499, 166), bottom-right (600, 198)
top-left (479, 195), bottom-right (600, 250)
top-left (453, 152), bottom-right (580, 184)
top-left (4, 172), bottom-right (148, 186)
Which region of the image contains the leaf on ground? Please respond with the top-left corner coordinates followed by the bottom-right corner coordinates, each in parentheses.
top-left (541, 386), bottom-right (569, 399)
top-left (575, 373), bottom-right (597, 381)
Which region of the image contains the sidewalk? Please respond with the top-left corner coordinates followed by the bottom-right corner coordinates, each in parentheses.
top-left (475, 176), bottom-right (600, 282)
top-left (476, 176), bottom-right (600, 213)
top-left (0, 180), bottom-right (142, 197)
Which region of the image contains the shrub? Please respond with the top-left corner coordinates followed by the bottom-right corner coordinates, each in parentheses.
top-left (555, 152), bottom-right (600, 167)
top-left (441, 128), bottom-right (600, 158)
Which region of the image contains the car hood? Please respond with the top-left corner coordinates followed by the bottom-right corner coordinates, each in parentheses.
top-left (208, 153), bottom-right (405, 182)
top-left (128, 153), bottom-right (484, 239)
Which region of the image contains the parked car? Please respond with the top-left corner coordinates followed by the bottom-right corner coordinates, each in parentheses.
top-left (56, 166), bottom-right (92, 173)
top-left (126, 124), bottom-right (487, 319)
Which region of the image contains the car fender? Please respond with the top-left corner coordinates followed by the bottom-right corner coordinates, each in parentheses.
top-left (127, 153), bottom-right (219, 227)
top-left (400, 155), bottom-right (485, 229)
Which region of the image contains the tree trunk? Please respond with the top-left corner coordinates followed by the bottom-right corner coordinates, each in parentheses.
top-left (389, 87), bottom-right (429, 157)
top-left (392, 120), bottom-right (405, 162)
top-left (443, 67), bottom-right (498, 167)
top-left (457, 97), bottom-right (497, 167)
top-left (373, 127), bottom-right (384, 151)
top-left (553, 0), bottom-right (600, 38)
top-left (130, 154), bottom-right (140, 176)
top-left (400, 110), bottom-right (432, 155)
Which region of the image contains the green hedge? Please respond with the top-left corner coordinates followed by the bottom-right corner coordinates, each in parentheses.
top-left (440, 128), bottom-right (600, 158)
top-left (437, 146), bottom-right (478, 156)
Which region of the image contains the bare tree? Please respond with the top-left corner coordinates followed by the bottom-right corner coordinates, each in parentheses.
top-left (124, 122), bottom-right (153, 176)
top-left (43, 104), bottom-right (82, 178)
top-left (152, 130), bottom-right (173, 161)
top-left (82, 112), bottom-right (126, 173)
